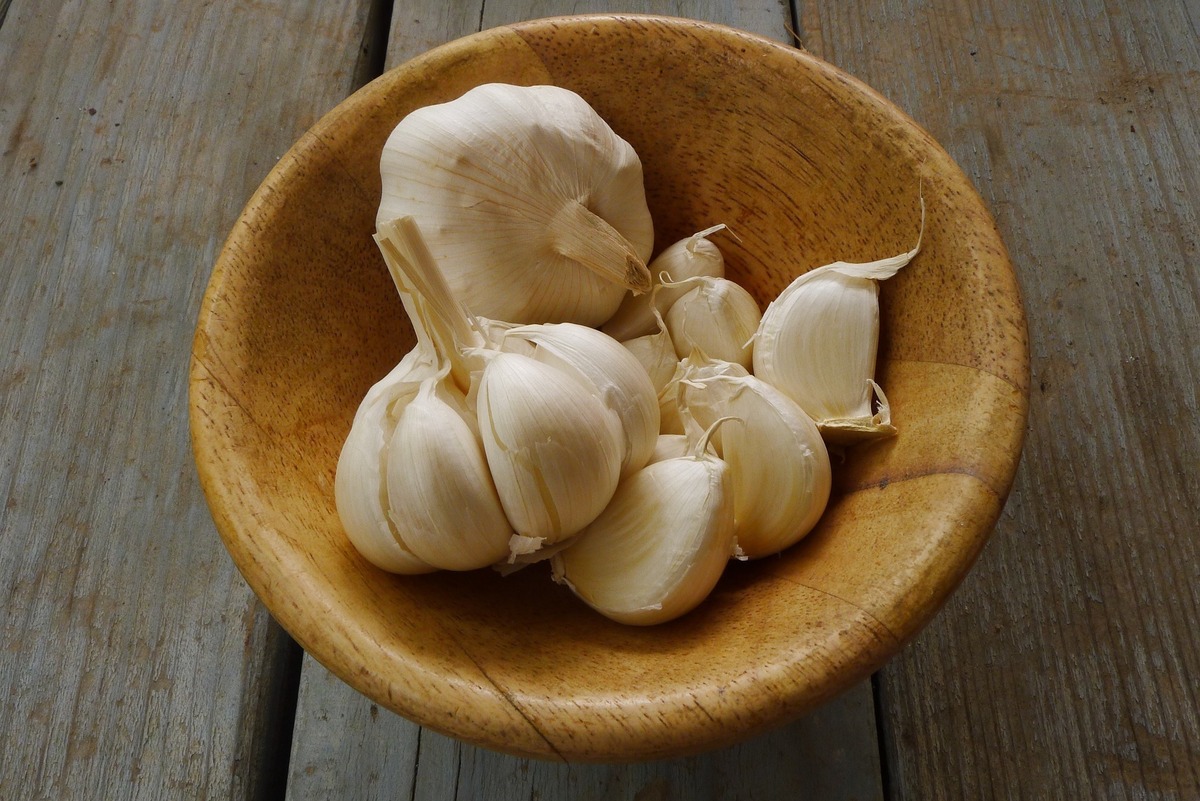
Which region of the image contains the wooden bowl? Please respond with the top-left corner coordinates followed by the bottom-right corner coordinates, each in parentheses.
top-left (190, 15), bottom-right (1028, 762)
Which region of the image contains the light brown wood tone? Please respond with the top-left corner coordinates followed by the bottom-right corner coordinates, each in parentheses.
top-left (0, 0), bottom-right (375, 797)
top-left (796, 1), bottom-right (1200, 797)
top-left (190, 15), bottom-right (1027, 761)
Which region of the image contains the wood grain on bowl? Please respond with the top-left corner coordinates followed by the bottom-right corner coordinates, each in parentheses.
top-left (190, 14), bottom-right (1028, 761)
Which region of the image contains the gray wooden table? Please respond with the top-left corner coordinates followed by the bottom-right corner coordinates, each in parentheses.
top-left (3, 1), bottom-right (1198, 798)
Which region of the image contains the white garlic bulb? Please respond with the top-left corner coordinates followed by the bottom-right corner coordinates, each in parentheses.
top-left (679, 362), bottom-right (831, 557)
top-left (551, 420), bottom-right (737, 625)
top-left (378, 83), bottom-right (654, 326)
top-left (601, 224), bottom-right (728, 340)
top-left (477, 352), bottom-right (625, 546)
top-left (499, 322), bottom-right (659, 477)
top-left (753, 239), bottom-right (920, 444)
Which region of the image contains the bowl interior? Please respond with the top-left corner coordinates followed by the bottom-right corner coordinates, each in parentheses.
top-left (190, 15), bottom-right (1028, 762)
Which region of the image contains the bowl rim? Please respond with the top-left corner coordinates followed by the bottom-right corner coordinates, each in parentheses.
top-left (190, 12), bottom-right (1030, 762)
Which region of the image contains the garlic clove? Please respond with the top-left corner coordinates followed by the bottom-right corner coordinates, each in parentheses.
top-left (665, 276), bottom-right (761, 371)
top-left (477, 352), bottom-right (625, 545)
top-left (658, 352), bottom-right (748, 435)
top-left (601, 224), bottom-right (728, 340)
top-left (619, 303), bottom-right (678, 394)
top-left (550, 421), bottom-right (736, 625)
top-left (385, 376), bottom-right (514, 571)
top-left (377, 83), bottom-right (654, 326)
top-left (500, 322), bottom-right (659, 477)
top-left (752, 209), bottom-right (922, 443)
top-left (334, 348), bottom-right (437, 574)
top-left (680, 369), bottom-right (831, 557)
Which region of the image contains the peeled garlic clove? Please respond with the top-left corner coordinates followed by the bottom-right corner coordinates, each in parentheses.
top-left (665, 277), bottom-right (761, 370)
top-left (477, 352), bottom-right (624, 544)
top-left (334, 348), bottom-right (437, 574)
top-left (551, 424), bottom-right (736, 626)
top-left (500, 322), bottom-right (659, 477)
top-left (753, 245), bottom-right (918, 443)
top-left (378, 83), bottom-right (654, 326)
top-left (602, 224), bottom-right (728, 340)
top-left (681, 371), bottom-right (831, 557)
top-left (385, 377), bottom-right (514, 570)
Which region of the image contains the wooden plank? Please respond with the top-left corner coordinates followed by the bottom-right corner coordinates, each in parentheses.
top-left (285, 3), bottom-right (884, 799)
top-left (797, 0), bottom-right (1200, 797)
top-left (0, 1), bottom-right (375, 797)
top-left (289, 652), bottom-right (883, 800)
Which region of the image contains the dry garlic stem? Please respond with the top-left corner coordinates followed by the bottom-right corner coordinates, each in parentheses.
top-left (378, 83), bottom-right (654, 326)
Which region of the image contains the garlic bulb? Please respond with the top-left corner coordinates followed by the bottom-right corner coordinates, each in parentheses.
top-left (665, 276), bottom-right (761, 370)
top-left (753, 237), bottom-right (920, 444)
top-left (334, 348), bottom-right (437, 574)
top-left (679, 362), bottom-right (831, 557)
top-left (385, 372), bottom-right (514, 570)
top-left (602, 224), bottom-right (728, 340)
top-left (551, 419), bottom-right (737, 625)
top-left (378, 83), bottom-right (654, 326)
top-left (499, 322), bottom-right (659, 477)
top-left (477, 352), bottom-right (624, 545)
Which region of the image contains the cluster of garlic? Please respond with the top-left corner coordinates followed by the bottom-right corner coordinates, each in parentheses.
top-left (336, 83), bottom-right (920, 626)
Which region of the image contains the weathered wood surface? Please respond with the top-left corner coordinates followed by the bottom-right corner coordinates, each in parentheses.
top-left (794, 1), bottom-right (1200, 798)
top-left (4, 0), bottom-right (1199, 798)
top-left (0, 1), bottom-right (375, 798)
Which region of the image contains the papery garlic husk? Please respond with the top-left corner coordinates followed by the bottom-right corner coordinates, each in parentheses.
top-left (622, 328), bottom-right (678, 394)
top-left (334, 347), bottom-right (437, 574)
top-left (550, 420), bottom-right (737, 625)
top-left (385, 373), bottom-right (515, 570)
top-left (477, 352), bottom-right (625, 545)
top-left (665, 276), bottom-right (761, 370)
top-left (499, 322), bottom-right (659, 477)
top-left (601, 224), bottom-right (728, 340)
top-left (377, 83), bottom-right (654, 326)
top-left (680, 364), bottom-right (831, 557)
top-left (658, 352), bottom-right (749, 435)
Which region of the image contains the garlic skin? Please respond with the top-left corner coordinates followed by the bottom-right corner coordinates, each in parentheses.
top-left (601, 224), bottom-right (727, 340)
top-left (477, 352), bottom-right (625, 544)
top-left (622, 329), bottom-right (678, 394)
top-left (378, 83), bottom-right (654, 326)
top-left (334, 348), bottom-right (437, 574)
top-left (551, 425), bottom-right (736, 625)
top-left (680, 367), bottom-right (831, 557)
top-left (665, 277), bottom-right (761, 370)
top-left (500, 323), bottom-right (659, 477)
top-left (658, 354), bottom-right (748, 435)
top-left (752, 245), bottom-right (918, 443)
top-left (385, 375), bottom-right (514, 571)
